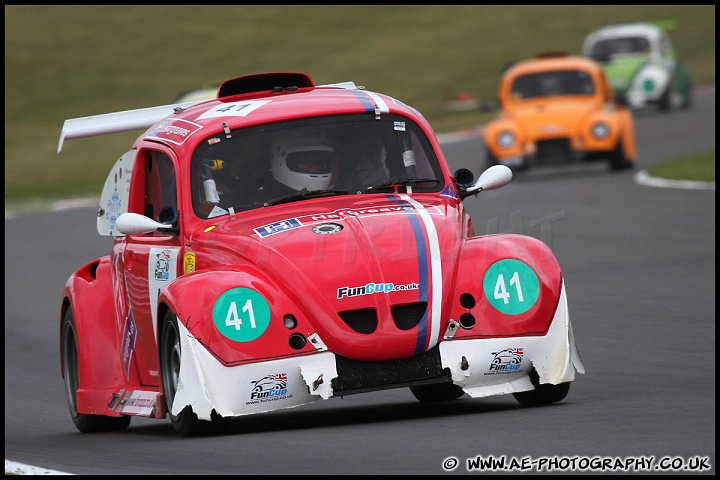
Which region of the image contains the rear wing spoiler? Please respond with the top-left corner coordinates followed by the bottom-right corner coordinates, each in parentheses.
top-left (57, 80), bottom-right (358, 154)
top-left (57, 100), bottom-right (201, 153)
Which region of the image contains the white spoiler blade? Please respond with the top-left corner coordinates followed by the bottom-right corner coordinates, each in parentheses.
top-left (56, 81), bottom-right (358, 154)
top-left (57, 100), bottom-right (202, 153)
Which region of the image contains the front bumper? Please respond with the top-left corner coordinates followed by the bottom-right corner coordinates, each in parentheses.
top-left (172, 284), bottom-right (585, 420)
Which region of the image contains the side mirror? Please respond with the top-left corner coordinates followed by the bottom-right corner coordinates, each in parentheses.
top-left (453, 168), bottom-right (475, 189)
top-left (458, 165), bottom-right (512, 199)
top-left (116, 212), bottom-right (177, 235)
top-left (157, 206), bottom-right (180, 234)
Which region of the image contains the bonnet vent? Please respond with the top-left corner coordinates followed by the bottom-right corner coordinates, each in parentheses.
top-left (218, 72), bottom-right (315, 98)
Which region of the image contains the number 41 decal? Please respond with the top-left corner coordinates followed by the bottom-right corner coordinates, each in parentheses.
top-left (483, 259), bottom-right (540, 315)
top-left (213, 288), bottom-right (271, 342)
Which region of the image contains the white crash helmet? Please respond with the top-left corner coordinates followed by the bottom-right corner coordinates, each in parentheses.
top-left (270, 130), bottom-right (335, 191)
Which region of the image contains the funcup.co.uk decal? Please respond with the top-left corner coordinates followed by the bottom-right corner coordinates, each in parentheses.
top-left (213, 288), bottom-right (271, 342)
top-left (483, 259), bottom-right (540, 315)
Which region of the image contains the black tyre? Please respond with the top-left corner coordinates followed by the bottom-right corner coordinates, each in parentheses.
top-left (680, 79), bottom-right (693, 109)
top-left (512, 369), bottom-right (570, 407)
top-left (609, 137), bottom-right (633, 171)
top-left (680, 91), bottom-right (693, 109)
top-left (485, 144), bottom-right (498, 168)
top-left (62, 308), bottom-right (131, 433)
top-left (410, 382), bottom-right (465, 402)
top-left (160, 310), bottom-right (231, 436)
top-left (658, 85), bottom-right (672, 111)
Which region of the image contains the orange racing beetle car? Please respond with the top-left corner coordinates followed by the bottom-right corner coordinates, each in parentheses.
top-left (58, 72), bottom-right (584, 436)
top-left (483, 52), bottom-right (636, 171)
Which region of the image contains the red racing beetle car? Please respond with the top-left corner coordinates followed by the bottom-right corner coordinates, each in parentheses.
top-left (58, 72), bottom-right (585, 436)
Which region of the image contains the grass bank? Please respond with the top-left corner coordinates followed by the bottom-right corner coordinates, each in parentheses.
top-left (647, 150), bottom-right (715, 183)
top-left (5, 5), bottom-right (715, 202)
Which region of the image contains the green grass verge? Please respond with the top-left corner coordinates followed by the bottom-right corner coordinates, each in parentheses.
top-left (646, 150), bottom-right (715, 183)
top-left (5, 5), bottom-right (715, 203)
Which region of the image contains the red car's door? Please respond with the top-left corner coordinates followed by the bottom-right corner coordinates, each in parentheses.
top-left (114, 150), bottom-right (183, 387)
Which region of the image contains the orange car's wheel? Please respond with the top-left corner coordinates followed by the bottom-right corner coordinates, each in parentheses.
top-left (485, 144), bottom-right (499, 168)
top-left (609, 137), bottom-right (633, 171)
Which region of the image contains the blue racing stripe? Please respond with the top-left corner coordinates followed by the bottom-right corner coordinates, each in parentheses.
top-left (387, 195), bottom-right (430, 355)
top-left (348, 89), bottom-right (377, 113)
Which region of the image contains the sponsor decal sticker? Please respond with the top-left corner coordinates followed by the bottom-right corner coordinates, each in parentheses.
top-left (485, 347), bottom-right (524, 375)
top-left (153, 250), bottom-right (172, 281)
top-left (253, 203), bottom-right (444, 238)
top-left (183, 252), bottom-right (196, 274)
top-left (213, 288), bottom-right (271, 342)
top-left (121, 308), bottom-right (137, 378)
top-left (196, 100), bottom-right (270, 120)
top-left (439, 183), bottom-right (459, 200)
top-left (483, 259), bottom-right (539, 315)
top-left (337, 282), bottom-right (420, 299)
top-left (146, 118), bottom-right (202, 146)
top-left (149, 248), bottom-right (179, 340)
top-left (308, 205), bottom-right (416, 221)
top-left (245, 373), bottom-right (294, 404)
top-left (254, 218), bottom-right (303, 237)
top-left (105, 186), bottom-right (122, 231)
top-left (112, 390), bottom-right (157, 415)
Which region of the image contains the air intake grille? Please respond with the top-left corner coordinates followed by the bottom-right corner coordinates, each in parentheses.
top-left (392, 302), bottom-right (427, 330)
top-left (338, 308), bottom-right (377, 334)
top-left (537, 138), bottom-right (571, 163)
top-left (331, 346), bottom-right (449, 396)
top-left (338, 302), bottom-right (428, 334)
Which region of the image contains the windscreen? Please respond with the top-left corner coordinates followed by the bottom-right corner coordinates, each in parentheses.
top-left (510, 70), bottom-right (596, 100)
top-left (588, 36), bottom-right (651, 61)
top-left (190, 114), bottom-right (444, 218)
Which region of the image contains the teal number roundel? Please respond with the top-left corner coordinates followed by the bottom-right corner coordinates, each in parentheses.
top-left (483, 259), bottom-right (540, 315)
top-left (213, 288), bottom-right (271, 342)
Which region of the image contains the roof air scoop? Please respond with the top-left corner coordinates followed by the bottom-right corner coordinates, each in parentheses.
top-left (218, 72), bottom-right (315, 98)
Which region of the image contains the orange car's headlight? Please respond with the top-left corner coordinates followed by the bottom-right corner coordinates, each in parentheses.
top-left (497, 130), bottom-right (516, 149)
top-left (590, 121), bottom-right (610, 140)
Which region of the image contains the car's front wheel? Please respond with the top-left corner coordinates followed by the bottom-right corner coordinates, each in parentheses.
top-left (658, 84), bottom-right (672, 111)
top-left (485, 144), bottom-right (501, 168)
top-left (512, 369), bottom-right (571, 407)
top-left (609, 137), bottom-right (633, 171)
top-left (62, 307), bottom-right (131, 433)
top-left (160, 310), bottom-right (231, 436)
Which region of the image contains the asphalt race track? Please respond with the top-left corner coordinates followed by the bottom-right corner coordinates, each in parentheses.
top-left (5, 88), bottom-right (715, 475)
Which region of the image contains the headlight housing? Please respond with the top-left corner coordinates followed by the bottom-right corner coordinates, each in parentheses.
top-left (497, 130), bottom-right (516, 149)
top-left (590, 121), bottom-right (610, 140)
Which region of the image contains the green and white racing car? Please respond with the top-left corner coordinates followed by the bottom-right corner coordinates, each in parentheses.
top-left (582, 21), bottom-right (692, 111)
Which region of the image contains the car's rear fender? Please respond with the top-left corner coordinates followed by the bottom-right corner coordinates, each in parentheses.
top-left (61, 256), bottom-right (144, 415)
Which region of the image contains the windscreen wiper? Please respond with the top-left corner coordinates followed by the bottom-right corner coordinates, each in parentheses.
top-left (365, 178), bottom-right (439, 193)
top-left (265, 189), bottom-right (349, 206)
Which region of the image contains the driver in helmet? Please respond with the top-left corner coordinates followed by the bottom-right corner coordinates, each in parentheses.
top-left (270, 130), bottom-right (336, 195)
